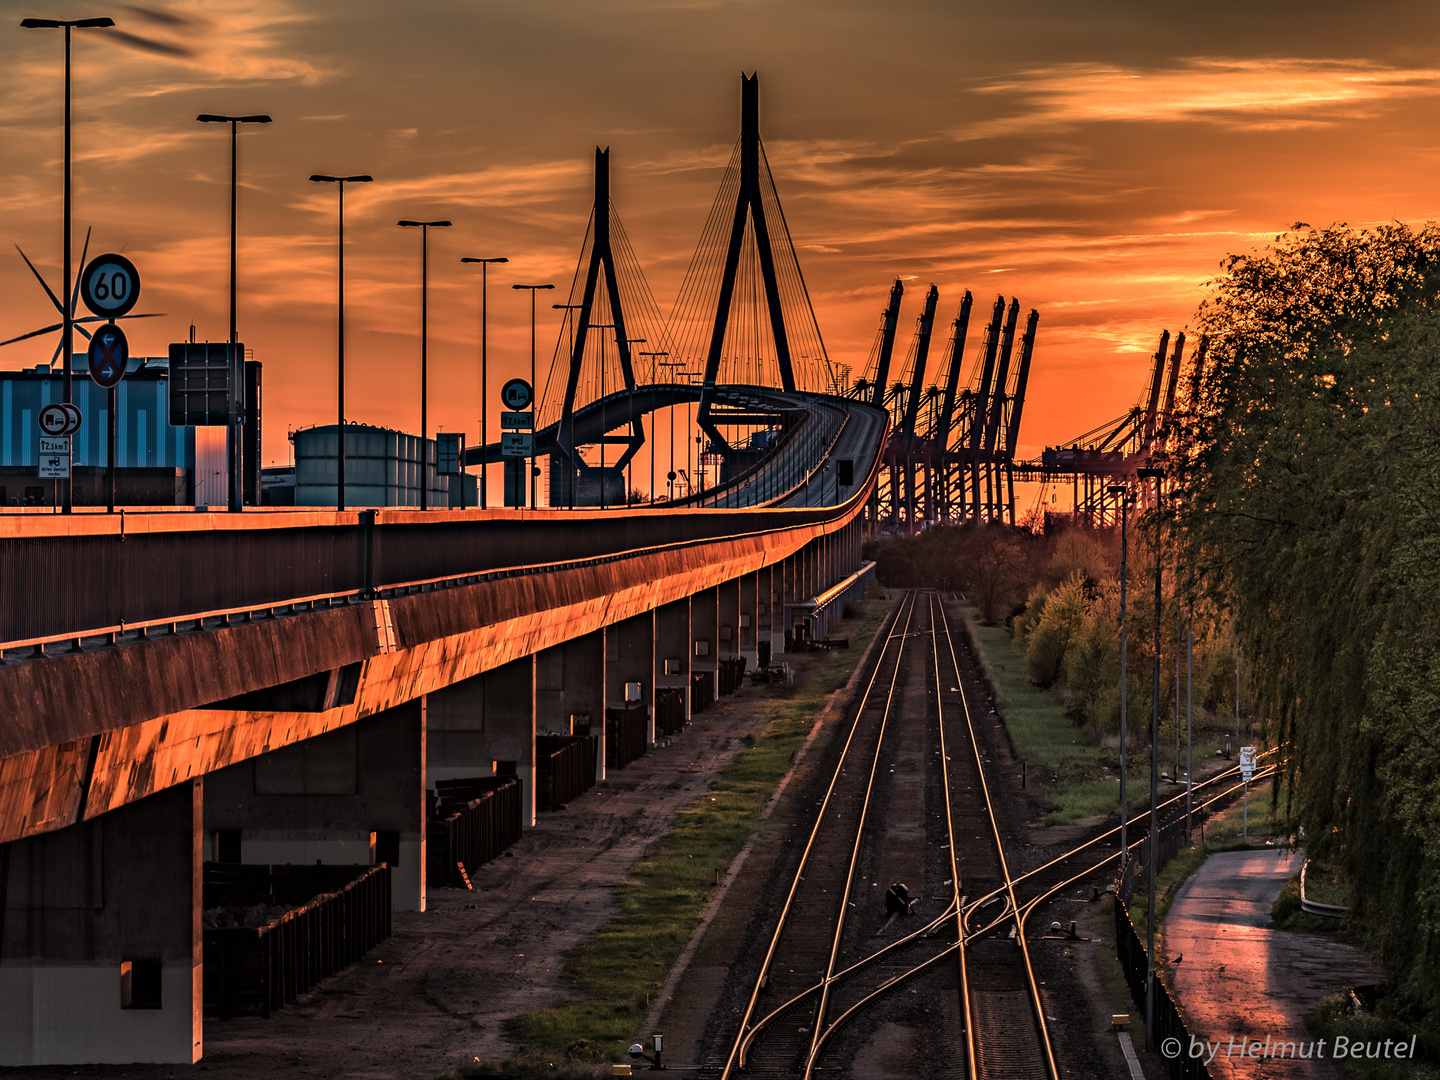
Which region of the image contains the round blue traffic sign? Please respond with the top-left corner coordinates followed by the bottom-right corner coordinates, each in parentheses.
top-left (88, 323), bottom-right (130, 389)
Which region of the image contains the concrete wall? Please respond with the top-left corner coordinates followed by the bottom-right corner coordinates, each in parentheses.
top-left (0, 781), bottom-right (202, 1065)
top-left (203, 701), bottom-right (426, 911)
top-left (536, 633), bottom-right (605, 780)
top-left (427, 659), bottom-right (537, 825)
top-left (654, 598), bottom-right (692, 725)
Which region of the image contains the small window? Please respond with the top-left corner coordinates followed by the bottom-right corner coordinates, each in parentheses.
top-left (215, 829), bottom-right (241, 863)
top-left (374, 830), bottom-right (400, 868)
top-left (120, 959), bottom-right (163, 1009)
top-left (694, 639), bottom-right (710, 657)
top-left (663, 658), bottom-right (682, 676)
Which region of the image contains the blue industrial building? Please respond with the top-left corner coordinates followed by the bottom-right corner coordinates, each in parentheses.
top-left (0, 355), bottom-right (260, 507)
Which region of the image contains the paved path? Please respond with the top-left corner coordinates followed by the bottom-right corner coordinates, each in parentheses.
top-left (1165, 849), bottom-right (1378, 1080)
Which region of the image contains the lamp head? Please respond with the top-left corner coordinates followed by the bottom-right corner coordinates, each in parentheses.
top-left (197, 113), bottom-right (272, 124)
top-left (24, 17), bottom-right (115, 28)
top-left (398, 219), bottom-right (452, 228)
top-left (461, 256), bottom-right (508, 264)
top-left (310, 174), bottom-right (372, 184)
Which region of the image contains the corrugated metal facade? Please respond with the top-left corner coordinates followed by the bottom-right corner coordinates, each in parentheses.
top-left (0, 365), bottom-right (195, 468)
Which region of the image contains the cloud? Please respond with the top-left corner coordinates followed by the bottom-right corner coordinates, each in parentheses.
top-left (960, 57), bottom-right (1440, 136)
top-left (108, 30), bottom-right (198, 58)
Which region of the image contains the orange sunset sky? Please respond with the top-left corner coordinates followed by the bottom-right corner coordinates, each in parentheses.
top-left (4, 1), bottom-right (1440, 502)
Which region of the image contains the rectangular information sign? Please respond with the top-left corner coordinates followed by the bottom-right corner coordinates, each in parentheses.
top-left (436, 432), bottom-right (464, 475)
top-left (500, 432), bottom-right (533, 457)
top-left (168, 342), bottom-right (240, 427)
top-left (38, 435), bottom-right (69, 478)
top-left (500, 411), bottom-right (533, 429)
top-left (1239, 745), bottom-right (1256, 782)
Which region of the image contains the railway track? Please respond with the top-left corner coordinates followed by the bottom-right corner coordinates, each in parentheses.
top-left (709, 591), bottom-right (1281, 1079)
top-left (716, 591), bottom-right (1056, 1080)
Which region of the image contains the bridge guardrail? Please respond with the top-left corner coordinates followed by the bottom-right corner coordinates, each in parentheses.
top-left (0, 500), bottom-right (859, 651)
top-left (2, 394), bottom-right (887, 652)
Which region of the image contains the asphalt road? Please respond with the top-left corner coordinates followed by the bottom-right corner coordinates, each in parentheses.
top-left (1165, 849), bottom-right (1379, 1080)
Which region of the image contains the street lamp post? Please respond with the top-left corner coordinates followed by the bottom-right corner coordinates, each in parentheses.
top-left (398, 220), bottom-right (452, 509)
top-left (23, 15), bottom-right (115, 513)
top-left (586, 324), bottom-right (616, 508)
top-left (513, 284), bottom-right (556, 508)
top-left (619, 338), bottom-right (646, 505)
top-left (198, 113), bottom-right (272, 512)
top-left (1108, 483), bottom-right (1132, 872)
top-left (462, 257), bottom-right (509, 509)
top-left (553, 304), bottom-right (583, 508)
top-left (310, 174), bottom-right (372, 511)
top-left (658, 359), bottom-right (684, 500)
top-left (640, 350), bottom-right (668, 501)
top-left (1136, 465), bottom-right (1165, 1052)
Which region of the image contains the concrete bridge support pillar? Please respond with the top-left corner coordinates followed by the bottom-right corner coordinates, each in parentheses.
top-left (780, 553), bottom-right (797, 653)
top-left (537, 633), bottom-right (606, 783)
top-left (759, 563), bottom-right (779, 661)
top-left (739, 572), bottom-right (758, 669)
top-left (1, 781), bottom-right (203, 1065)
top-left (428, 659), bottom-right (537, 826)
top-left (607, 613), bottom-right (655, 744)
top-left (690, 587), bottom-right (719, 712)
top-left (204, 700), bottom-right (428, 912)
top-left (718, 576), bottom-right (741, 669)
top-left (655, 597), bottom-right (692, 724)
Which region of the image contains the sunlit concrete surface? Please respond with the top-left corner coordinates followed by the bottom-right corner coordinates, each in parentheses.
top-left (1165, 850), bottom-right (1379, 1080)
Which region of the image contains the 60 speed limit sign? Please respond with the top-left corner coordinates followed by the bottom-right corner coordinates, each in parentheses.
top-left (80, 253), bottom-right (141, 320)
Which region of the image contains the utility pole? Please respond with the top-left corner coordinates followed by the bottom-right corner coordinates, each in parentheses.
top-left (1137, 465), bottom-right (1165, 1053)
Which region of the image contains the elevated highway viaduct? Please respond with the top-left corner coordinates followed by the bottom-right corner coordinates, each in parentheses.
top-left (0, 396), bottom-right (886, 1065)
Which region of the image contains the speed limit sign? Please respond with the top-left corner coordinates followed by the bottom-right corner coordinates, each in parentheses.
top-left (80, 253), bottom-right (140, 320)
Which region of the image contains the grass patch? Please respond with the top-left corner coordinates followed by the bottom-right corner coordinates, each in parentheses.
top-left (1312, 994), bottom-right (1440, 1079)
top-left (1127, 842), bottom-right (1209, 941)
top-left (960, 607), bottom-right (1104, 772)
top-left (494, 593), bottom-right (894, 1067)
top-left (956, 602), bottom-right (1249, 827)
top-left (1199, 777), bottom-right (1283, 849)
top-left (1304, 859), bottom-right (1354, 908)
top-left (1271, 875), bottom-right (1347, 934)
top-left (956, 603), bottom-right (1147, 826)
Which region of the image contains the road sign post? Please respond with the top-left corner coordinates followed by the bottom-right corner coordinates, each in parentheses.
top-left (89, 322), bottom-right (130, 511)
top-left (1240, 745), bottom-right (1256, 839)
top-left (38, 406), bottom-right (79, 496)
top-left (499, 380), bottom-right (535, 507)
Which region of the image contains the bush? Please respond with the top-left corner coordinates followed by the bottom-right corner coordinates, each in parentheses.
top-left (1024, 572), bottom-right (1087, 687)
